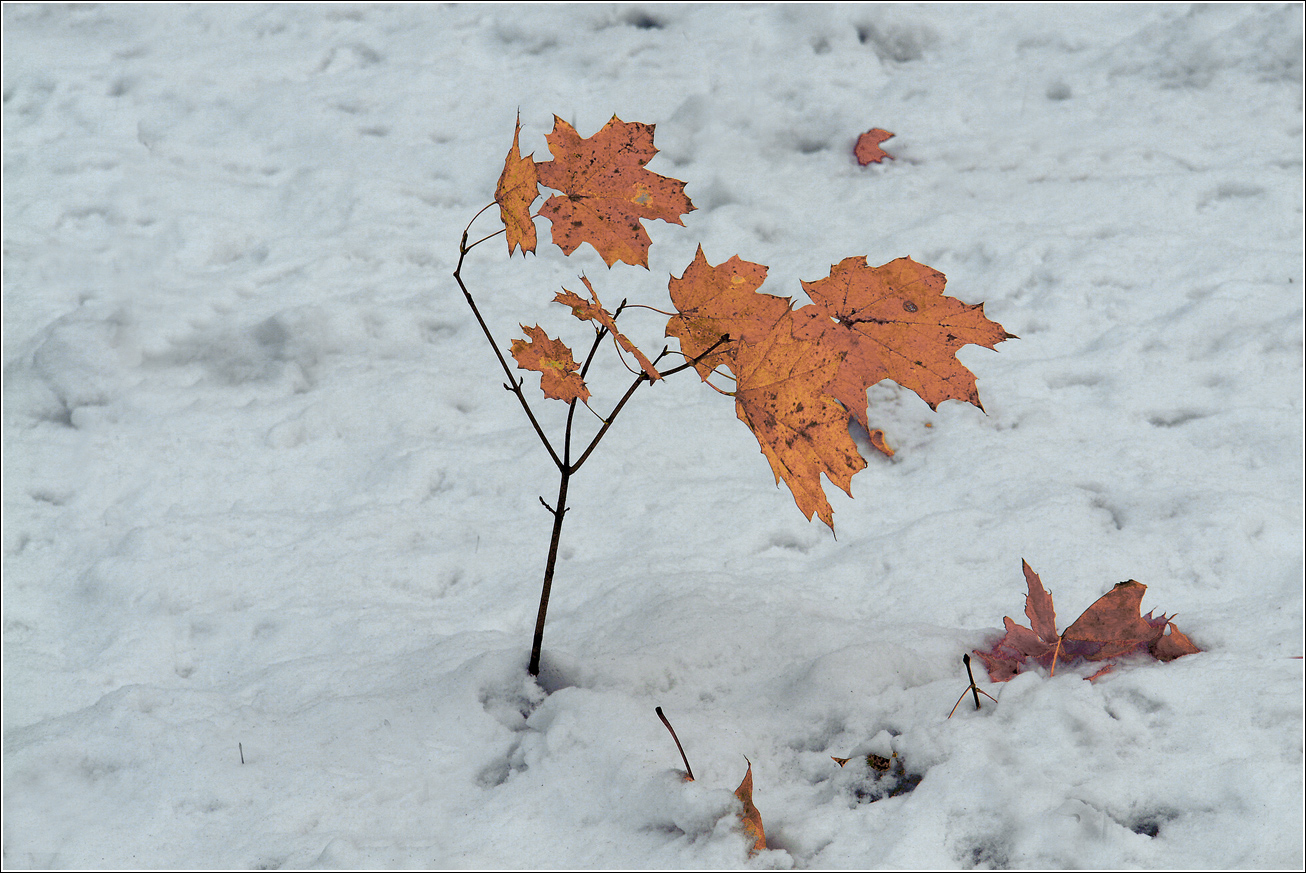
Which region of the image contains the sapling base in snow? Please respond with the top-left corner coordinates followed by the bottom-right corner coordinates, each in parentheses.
top-left (454, 112), bottom-right (1012, 675)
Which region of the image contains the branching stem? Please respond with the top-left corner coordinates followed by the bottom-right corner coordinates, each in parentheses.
top-left (454, 211), bottom-right (563, 472)
top-left (455, 204), bottom-right (729, 677)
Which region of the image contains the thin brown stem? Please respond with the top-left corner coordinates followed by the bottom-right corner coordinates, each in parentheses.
top-left (948, 653), bottom-right (999, 718)
top-left (528, 462), bottom-right (570, 676)
top-left (453, 220), bottom-right (564, 472)
top-left (571, 334), bottom-right (731, 473)
top-left (656, 706), bottom-right (695, 781)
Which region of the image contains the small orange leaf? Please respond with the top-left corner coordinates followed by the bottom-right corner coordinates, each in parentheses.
top-left (509, 325), bottom-right (589, 404)
top-left (854, 128), bottom-right (895, 165)
top-left (734, 758), bottom-right (766, 856)
top-left (495, 112), bottom-right (540, 256)
top-left (556, 276), bottom-right (661, 381)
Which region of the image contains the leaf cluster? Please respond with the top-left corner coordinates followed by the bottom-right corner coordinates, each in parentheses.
top-left (493, 113), bottom-right (1012, 531)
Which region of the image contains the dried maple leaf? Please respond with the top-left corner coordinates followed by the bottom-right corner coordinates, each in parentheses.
top-left (787, 305), bottom-right (895, 456)
top-left (1022, 558), bottom-right (1060, 646)
top-left (974, 561), bottom-right (1201, 682)
top-left (665, 246), bottom-right (789, 381)
top-left (495, 112), bottom-right (540, 256)
top-left (734, 758), bottom-right (766, 856)
top-left (510, 325), bottom-right (590, 404)
top-left (802, 256), bottom-right (1015, 414)
top-left (554, 277), bottom-right (660, 381)
top-left (732, 308), bottom-right (866, 529)
top-left (536, 115), bottom-right (694, 268)
top-left (854, 128), bottom-right (895, 165)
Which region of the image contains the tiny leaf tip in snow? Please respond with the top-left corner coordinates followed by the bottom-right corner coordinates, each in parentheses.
top-left (734, 757), bottom-right (766, 856)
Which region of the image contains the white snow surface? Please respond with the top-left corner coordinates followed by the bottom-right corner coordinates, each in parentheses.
top-left (3, 3), bottom-right (1303, 869)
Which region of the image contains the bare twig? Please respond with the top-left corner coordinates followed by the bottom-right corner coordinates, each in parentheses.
top-left (948, 653), bottom-right (998, 718)
top-left (656, 706), bottom-right (695, 781)
top-left (453, 207), bottom-right (563, 471)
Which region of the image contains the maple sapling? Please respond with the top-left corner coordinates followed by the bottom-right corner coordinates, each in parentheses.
top-left (455, 112), bottom-right (1012, 676)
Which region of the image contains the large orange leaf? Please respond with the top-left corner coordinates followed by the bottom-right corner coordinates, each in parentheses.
top-left (509, 325), bottom-right (589, 404)
top-left (665, 246), bottom-right (789, 381)
top-left (495, 113), bottom-right (540, 256)
top-left (664, 249), bottom-right (1012, 530)
top-left (732, 309), bottom-right (865, 530)
top-left (801, 256), bottom-right (1014, 412)
top-left (536, 115), bottom-right (694, 268)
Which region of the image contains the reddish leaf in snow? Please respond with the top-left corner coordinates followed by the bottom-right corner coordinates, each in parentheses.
top-left (510, 325), bottom-right (590, 404)
top-left (536, 115), bottom-right (694, 268)
top-left (1022, 559), bottom-right (1059, 645)
top-left (554, 276), bottom-right (661, 381)
top-left (854, 128), bottom-right (895, 165)
top-left (974, 561), bottom-right (1201, 682)
top-left (1063, 581), bottom-right (1162, 661)
top-left (495, 112), bottom-right (540, 255)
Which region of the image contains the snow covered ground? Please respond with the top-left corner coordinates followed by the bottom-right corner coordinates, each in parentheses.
top-left (3, 3), bottom-right (1302, 868)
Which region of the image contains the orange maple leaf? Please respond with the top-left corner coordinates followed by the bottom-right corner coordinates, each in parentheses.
top-left (801, 256), bottom-right (1014, 413)
top-left (732, 308), bottom-right (866, 530)
top-left (788, 306), bottom-right (895, 456)
top-left (495, 113), bottom-right (540, 256)
top-left (973, 561), bottom-right (1202, 682)
top-left (554, 276), bottom-right (660, 381)
top-left (734, 758), bottom-right (767, 856)
top-left (665, 246), bottom-right (790, 382)
top-left (536, 115), bottom-right (694, 268)
top-left (509, 325), bottom-right (590, 404)
top-left (854, 128), bottom-right (896, 165)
